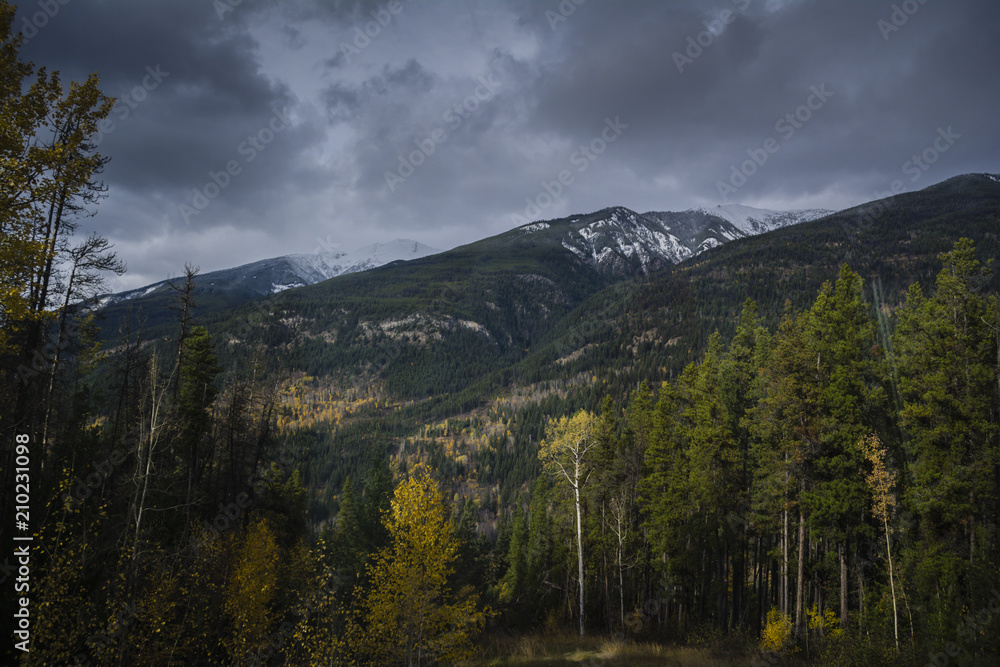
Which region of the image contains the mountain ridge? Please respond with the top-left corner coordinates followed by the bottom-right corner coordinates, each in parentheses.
top-left (96, 202), bottom-right (828, 340)
top-left (100, 238), bottom-right (440, 308)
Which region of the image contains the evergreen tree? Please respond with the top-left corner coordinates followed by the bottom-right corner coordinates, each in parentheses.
top-left (799, 265), bottom-right (886, 633)
top-left (499, 496), bottom-right (529, 609)
top-left (177, 325), bottom-right (221, 527)
top-left (894, 238), bottom-right (999, 638)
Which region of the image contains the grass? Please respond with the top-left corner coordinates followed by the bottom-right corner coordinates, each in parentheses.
top-left (465, 631), bottom-right (756, 666)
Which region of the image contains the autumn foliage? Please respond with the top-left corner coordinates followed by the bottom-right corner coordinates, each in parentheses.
top-left (356, 469), bottom-right (489, 665)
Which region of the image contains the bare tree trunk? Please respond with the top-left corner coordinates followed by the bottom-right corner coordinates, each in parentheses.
top-left (782, 506), bottom-right (788, 616)
top-left (41, 260), bottom-right (77, 463)
top-left (574, 478), bottom-right (585, 637)
top-left (840, 540), bottom-right (848, 632)
top-left (885, 516), bottom-right (899, 652)
top-left (795, 506), bottom-right (805, 638)
top-left (618, 547), bottom-right (625, 631)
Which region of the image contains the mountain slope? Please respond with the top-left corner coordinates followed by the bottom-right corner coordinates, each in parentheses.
top-left (93, 172), bottom-right (1000, 517)
top-left (96, 239), bottom-right (439, 334)
top-left (689, 203), bottom-right (832, 236)
top-left (102, 239), bottom-right (439, 306)
top-left (190, 203), bottom-right (829, 397)
top-left (199, 172), bottom-right (1000, 516)
top-left (522, 204), bottom-right (828, 275)
top-left (97, 203), bottom-right (824, 347)
top-left (526, 173), bottom-right (1000, 394)
top-left (97, 175), bottom-right (999, 407)
top-left (282, 240), bottom-right (442, 288)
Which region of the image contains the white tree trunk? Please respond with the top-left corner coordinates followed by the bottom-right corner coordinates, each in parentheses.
top-left (574, 478), bottom-right (585, 637)
top-left (886, 517), bottom-right (898, 652)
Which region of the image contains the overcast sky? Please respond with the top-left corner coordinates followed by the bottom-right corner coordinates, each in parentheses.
top-left (14, 0), bottom-right (999, 291)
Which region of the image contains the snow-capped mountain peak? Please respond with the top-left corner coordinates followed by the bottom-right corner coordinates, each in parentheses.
top-left (285, 239), bottom-right (439, 287)
top-left (691, 203), bottom-right (832, 236)
top-left (552, 204), bottom-right (832, 276)
top-left (99, 238), bottom-right (440, 307)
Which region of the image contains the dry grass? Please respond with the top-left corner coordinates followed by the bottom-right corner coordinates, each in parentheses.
top-left (464, 632), bottom-right (753, 666)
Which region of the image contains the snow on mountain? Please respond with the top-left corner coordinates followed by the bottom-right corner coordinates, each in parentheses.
top-left (558, 207), bottom-right (692, 275)
top-left (692, 203), bottom-right (832, 236)
top-left (284, 239), bottom-right (440, 288)
top-left (101, 239), bottom-right (440, 306)
top-left (552, 204), bottom-right (830, 276)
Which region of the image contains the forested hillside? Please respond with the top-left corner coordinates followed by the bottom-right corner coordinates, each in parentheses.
top-left (2, 3), bottom-right (999, 662)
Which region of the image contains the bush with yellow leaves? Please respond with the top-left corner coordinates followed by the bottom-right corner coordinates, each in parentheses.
top-left (807, 603), bottom-right (844, 639)
top-left (761, 607), bottom-right (793, 652)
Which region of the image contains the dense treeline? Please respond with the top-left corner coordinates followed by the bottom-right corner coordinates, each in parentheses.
top-left (4, 6), bottom-right (999, 663)
top-left (493, 241), bottom-right (999, 664)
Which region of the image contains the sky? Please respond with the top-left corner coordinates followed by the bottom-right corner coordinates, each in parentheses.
top-left (13, 0), bottom-right (1000, 291)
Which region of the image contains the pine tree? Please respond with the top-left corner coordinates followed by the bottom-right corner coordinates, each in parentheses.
top-left (178, 325), bottom-right (221, 528)
top-left (799, 265), bottom-right (886, 633)
top-left (499, 497), bottom-right (529, 607)
top-left (893, 238), bottom-right (999, 635)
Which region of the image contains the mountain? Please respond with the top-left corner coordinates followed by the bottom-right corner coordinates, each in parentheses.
top-left (96, 239), bottom-right (439, 334)
top-left (279, 239), bottom-right (442, 288)
top-left (213, 174), bottom-right (998, 397)
top-left (528, 172), bottom-right (1000, 391)
top-left (96, 172), bottom-right (1000, 404)
top-left (96, 204), bottom-right (824, 344)
top-left (521, 204), bottom-right (829, 275)
top-left (100, 239), bottom-right (439, 307)
top-left (644, 204), bottom-right (831, 256)
top-left (689, 203), bottom-right (833, 236)
top-left (92, 172), bottom-right (1000, 516)
top-left (189, 172), bottom-right (999, 515)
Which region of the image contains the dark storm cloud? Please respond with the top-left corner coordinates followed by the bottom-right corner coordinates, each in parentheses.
top-left (13, 0), bottom-right (317, 237)
top-left (11, 0), bottom-right (999, 290)
top-left (506, 0), bottom-right (1000, 208)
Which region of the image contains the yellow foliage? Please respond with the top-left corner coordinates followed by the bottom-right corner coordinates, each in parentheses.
top-left (224, 517), bottom-right (282, 662)
top-left (761, 607), bottom-right (793, 652)
top-left (860, 434), bottom-right (896, 525)
top-left (807, 604), bottom-right (844, 639)
top-left (29, 474), bottom-right (103, 663)
top-left (358, 470), bottom-right (490, 664)
top-left (129, 567), bottom-right (185, 664)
